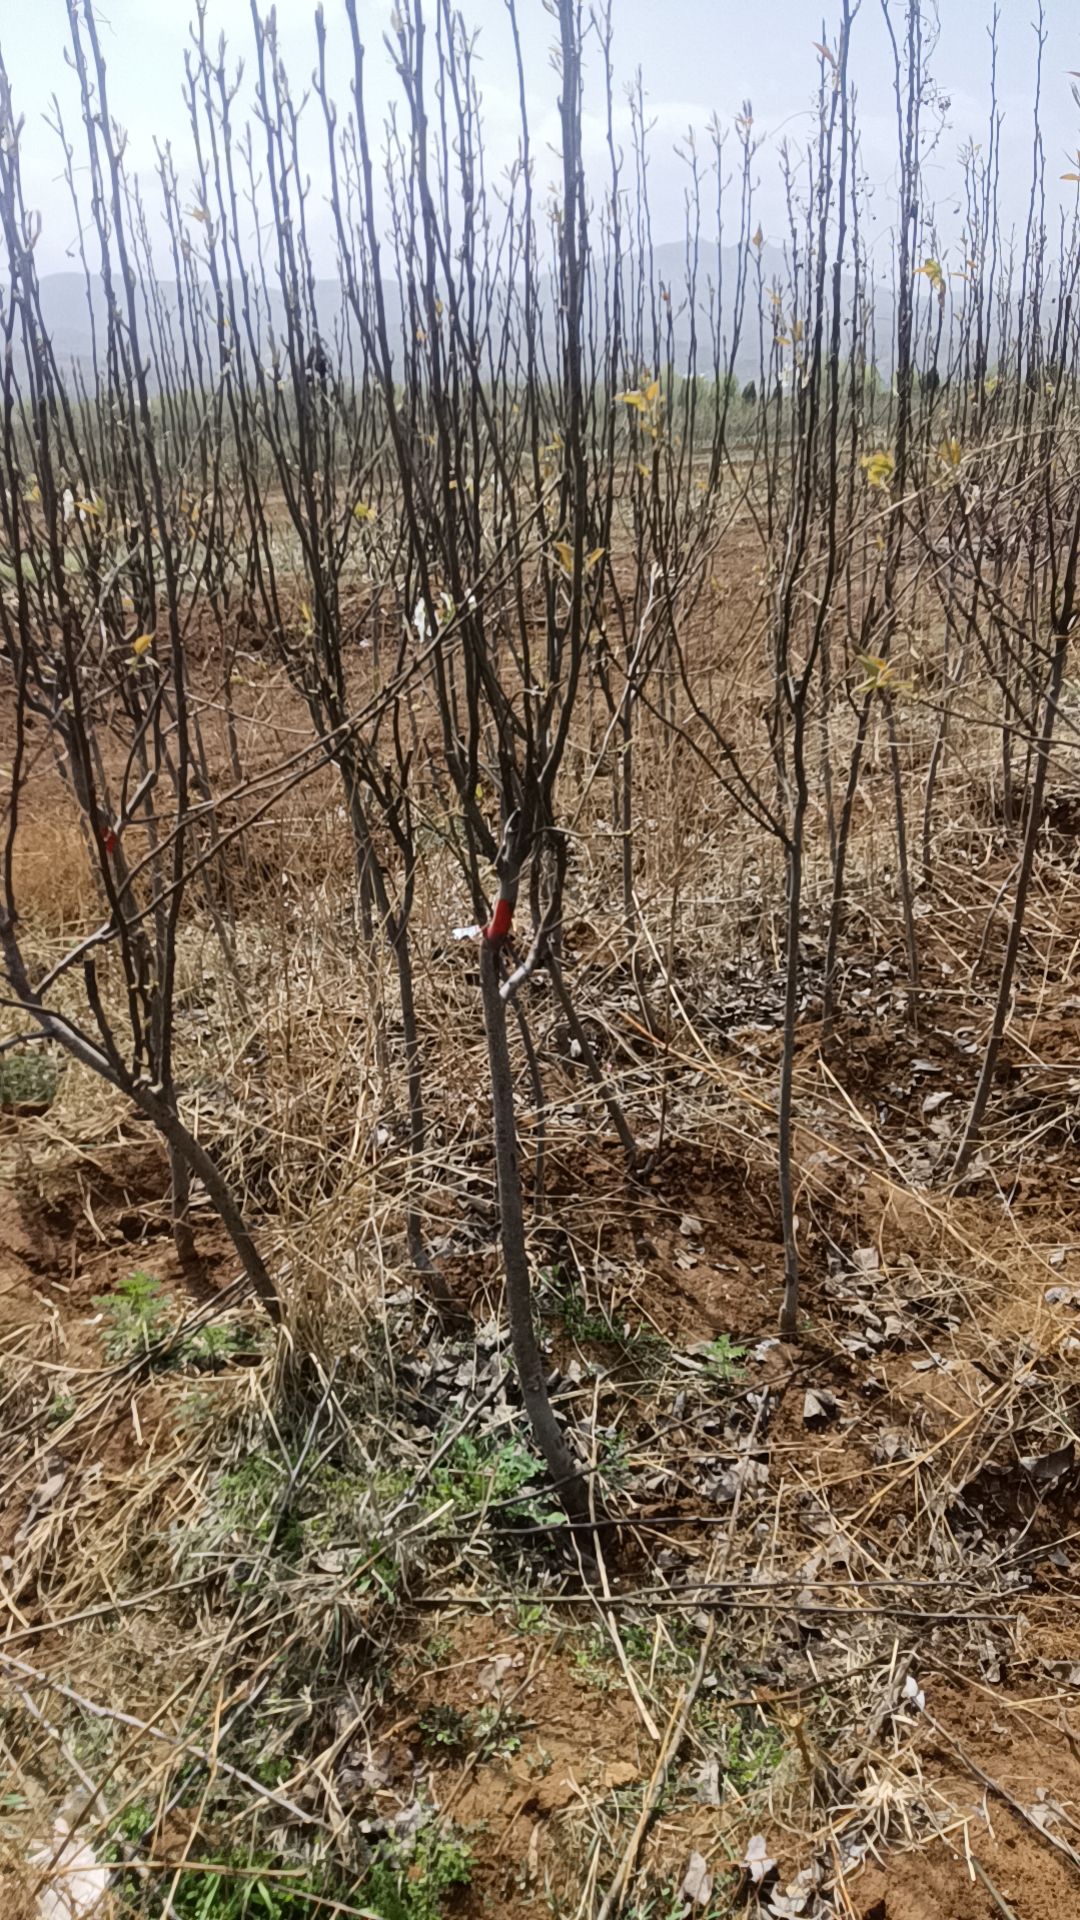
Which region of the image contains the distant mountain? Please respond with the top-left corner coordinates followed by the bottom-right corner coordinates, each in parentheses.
top-left (28, 242), bottom-right (888, 392)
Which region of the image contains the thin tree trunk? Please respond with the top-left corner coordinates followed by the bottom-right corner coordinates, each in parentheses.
top-left (479, 933), bottom-right (592, 1527)
top-left (884, 691), bottom-right (920, 1027)
top-left (393, 921), bottom-right (429, 1272)
top-left (513, 999), bottom-right (547, 1214)
top-left (778, 763), bottom-right (807, 1340)
top-left (950, 627), bottom-right (1069, 1180)
top-left (821, 690), bottom-right (872, 1050)
top-left (620, 711), bottom-right (634, 939)
top-left (546, 951), bottom-right (638, 1166)
top-left (169, 1140), bottom-right (198, 1271)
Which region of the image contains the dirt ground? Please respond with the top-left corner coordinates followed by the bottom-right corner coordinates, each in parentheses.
top-left (5, 648), bottom-right (1080, 1920)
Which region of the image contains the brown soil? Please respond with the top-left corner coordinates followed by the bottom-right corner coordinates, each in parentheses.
top-left (8, 655), bottom-right (1080, 1920)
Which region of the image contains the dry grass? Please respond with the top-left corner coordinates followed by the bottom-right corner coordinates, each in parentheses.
top-left (4, 640), bottom-right (1080, 1920)
top-left (9, 808), bottom-right (96, 942)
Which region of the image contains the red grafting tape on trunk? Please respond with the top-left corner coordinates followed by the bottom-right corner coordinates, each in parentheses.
top-left (484, 897), bottom-right (513, 943)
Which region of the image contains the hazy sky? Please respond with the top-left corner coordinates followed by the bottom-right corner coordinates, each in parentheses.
top-left (3, 0), bottom-right (1079, 277)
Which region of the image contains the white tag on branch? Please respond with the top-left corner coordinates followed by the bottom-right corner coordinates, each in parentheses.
top-left (902, 1672), bottom-right (926, 1712)
top-left (452, 924), bottom-right (482, 941)
top-left (680, 1851), bottom-right (713, 1907)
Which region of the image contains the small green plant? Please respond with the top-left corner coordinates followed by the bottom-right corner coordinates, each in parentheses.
top-left (106, 1845), bottom-right (351, 1920)
top-left (419, 1704), bottom-right (470, 1754)
top-left (572, 1628), bottom-right (616, 1692)
top-left (106, 1798), bottom-right (376, 1919)
top-left (726, 1714), bottom-right (784, 1788)
top-left (430, 1433), bottom-right (557, 1525)
top-left (418, 1703), bottom-right (522, 1764)
top-left (548, 1273), bottom-right (669, 1372)
top-left (692, 1703), bottom-right (785, 1793)
top-left (619, 1620), bottom-right (695, 1678)
top-left (185, 1323), bottom-right (248, 1369)
top-left (624, 1888), bottom-right (698, 1920)
top-left (104, 1799), bottom-right (154, 1852)
top-left (598, 1430), bottom-right (632, 1492)
top-left (472, 1704), bottom-right (523, 1761)
top-left (557, 1278), bottom-right (620, 1344)
top-left (573, 1620), bottom-right (693, 1696)
top-left (704, 1334), bottom-right (746, 1383)
top-left (513, 1601), bottom-right (548, 1634)
top-left (362, 1828), bottom-right (472, 1920)
top-left (94, 1270), bottom-right (171, 1361)
top-left (0, 1049), bottom-right (59, 1110)
top-left (214, 1453), bottom-right (287, 1544)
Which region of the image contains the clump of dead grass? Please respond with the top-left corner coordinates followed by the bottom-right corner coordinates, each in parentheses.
top-left (9, 810), bottom-right (96, 941)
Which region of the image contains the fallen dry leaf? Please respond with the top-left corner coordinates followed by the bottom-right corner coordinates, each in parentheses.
top-left (680, 1849), bottom-right (713, 1906)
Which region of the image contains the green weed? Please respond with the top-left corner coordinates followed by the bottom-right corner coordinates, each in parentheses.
top-left (186, 1323), bottom-right (251, 1369)
top-left (93, 1271), bottom-right (172, 1362)
top-left (0, 1049), bottom-right (59, 1109)
top-left (418, 1704), bottom-right (470, 1755)
top-left (362, 1829), bottom-right (472, 1920)
top-left (104, 1804), bottom-right (471, 1920)
top-left (107, 1852), bottom-right (354, 1920)
top-left (544, 1271), bottom-right (669, 1374)
top-left (430, 1433), bottom-right (557, 1525)
top-left (513, 1602), bottom-right (548, 1634)
top-left (215, 1453), bottom-right (287, 1544)
top-left (693, 1701), bottom-right (785, 1792)
top-left (704, 1335), bottom-right (746, 1383)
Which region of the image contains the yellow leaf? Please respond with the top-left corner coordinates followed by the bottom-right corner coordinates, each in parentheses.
top-left (618, 389), bottom-right (646, 411)
top-left (1062, 173), bottom-right (1080, 183)
top-left (860, 449), bottom-right (895, 491)
top-left (813, 40), bottom-right (836, 66)
top-left (914, 257), bottom-right (944, 293)
top-left (644, 378), bottom-right (661, 405)
top-left (855, 652), bottom-right (893, 691)
top-left (132, 633), bottom-right (153, 657)
top-left (553, 540), bottom-right (574, 574)
top-left (752, 224), bottom-right (764, 249)
top-left (75, 497), bottom-right (99, 516)
top-left (352, 501), bottom-right (375, 523)
top-left (585, 547), bottom-right (605, 572)
top-left (937, 437), bottom-right (962, 468)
